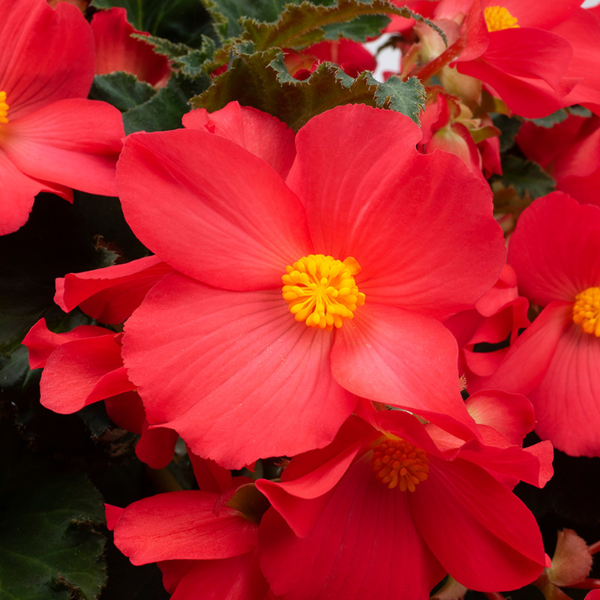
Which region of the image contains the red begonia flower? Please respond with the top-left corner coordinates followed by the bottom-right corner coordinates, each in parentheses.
top-left (257, 401), bottom-right (550, 599)
top-left (422, 0), bottom-right (600, 118)
top-left (107, 485), bottom-right (272, 599)
top-left (445, 264), bottom-right (530, 387)
top-left (0, 0), bottom-right (124, 235)
top-left (517, 114), bottom-right (600, 209)
top-left (23, 319), bottom-right (177, 468)
top-left (474, 192), bottom-right (600, 456)
top-left (116, 103), bottom-right (506, 468)
top-left (91, 8), bottom-right (171, 88)
top-left (55, 254), bottom-right (173, 324)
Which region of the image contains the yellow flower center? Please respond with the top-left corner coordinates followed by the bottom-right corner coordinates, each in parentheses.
top-left (484, 6), bottom-right (520, 32)
top-left (282, 254), bottom-right (365, 331)
top-left (573, 286), bottom-right (600, 337)
top-left (0, 91), bottom-right (9, 125)
top-left (371, 437), bottom-right (429, 491)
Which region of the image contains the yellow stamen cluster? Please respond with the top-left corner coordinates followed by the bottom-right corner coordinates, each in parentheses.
top-left (573, 286), bottom-right (600, 337)
top-left (0, 91), bottom-right (9, 125)
top-left (371, 437), bottom-right (429, 491)
top-left (282, 254), bottom-right (365, 332)
top-left (484, 6), bottom-right (520, 32)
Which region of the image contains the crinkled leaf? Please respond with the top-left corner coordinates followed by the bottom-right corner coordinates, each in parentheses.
top-left (526, 108), bottom-right (569, 129)
top-left (500, 155), bottom-right (556, 199)
top-left (0, 424), bottom-right (106, 600)
top-left (134, 34), bottom-right (217, 78)
top-left (90, 0), bottom-right (213, 46)
top-left (372, 74), bottom-right (425, 124)
top-left (123, 72), bottom-right (211, 134)
top-left (492, 114), bottom-right (521, 152)
top-left (321, 14), bottom-right (390, 41)
top-left (192, 47), bottom-right (424, 130)
top-left (89, 72), bottom-right (157, 112)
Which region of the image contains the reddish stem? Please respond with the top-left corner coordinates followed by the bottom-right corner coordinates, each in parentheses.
top-left (569, 578), bottom-right (600, 590)
top-left (484, 593), bottom-right (507, 600)
top-left (410, 37), bottom-right (465, 82)
top-left (589, 540), bottom-right (600, 555)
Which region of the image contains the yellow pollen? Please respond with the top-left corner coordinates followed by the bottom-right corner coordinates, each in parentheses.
top-left (573, 286), bottom-right (600, 337)
top-left (282, 254), bottom-right (365, 332)
top-left (0, 91), bottom-right (9, 125)
top-left (371, 437), bottom-right (429, 492)
top-left (484, 6), bottom-right (520, 32)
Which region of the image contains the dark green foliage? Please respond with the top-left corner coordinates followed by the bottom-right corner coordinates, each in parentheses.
top-left (500, 155), bottom-right (556, 199)
top-left (90, 73), bottom-right (157, 112)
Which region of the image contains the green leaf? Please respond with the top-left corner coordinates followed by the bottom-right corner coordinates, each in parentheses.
top-left (568, 105), bottom-right (592, 118)
top-left (500, 155), bottom-right (556, 199)
top-left (372, 75), bottom-right (426, 124)
top-left (321, 14), bottom-right (391, 41)
top-left (89, 72), bottom-right (156, 112)
top-left (90, 0), bottom-right (214, 46)
top-left (134, 33), bottom-right (217, 78)
top-left (0, 424), bottom-right (106, 600)
top-left (526, 108), bottom-right (568, 129)
top-left (192, 47), bottom-right (425, 130)
top-left (123, 72), bottom-right (211, 134)
top-left (492, 114), bottom-right (521, 153)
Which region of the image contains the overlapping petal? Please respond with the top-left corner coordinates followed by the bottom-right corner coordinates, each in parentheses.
top-left (122, 272), bottom-right (356, 468)
top-left (117, 129), bottom-right (312, 290)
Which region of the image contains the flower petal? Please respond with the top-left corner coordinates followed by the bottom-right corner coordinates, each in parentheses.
top-left (287, 104), bottom-right (505, 317)
top-left (331, 302), bottom-right (479, 440)
top-left (259, 456), bottom-right (445, 600)
top-left (183, 102), bottom-right (296, 179)
top-left (410, 456), bottom-right (546, 591)
top-left (113, 491), bottom-right (258, 564)
top-left (508, 192), bottom-right (600, 306)
top-left (3, 99), bottom-right (123, 197)
top-left (123, 273), bottom-right (356, 468)
top-left (0, 0), bottom-right (94, 120)
top-left (117, 128), bottom-right (312, 291)
top-left (531, 322), bottom-right (600, 456)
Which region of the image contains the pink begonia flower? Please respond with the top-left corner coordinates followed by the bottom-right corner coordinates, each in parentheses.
top-left (0, 0), bottom-right (124, 235)
top-left (91, 8), bottom-right (171, 88)
top-left (115, 102), bottom-right (506, 468)
top-left (517, 114), bottom-right (600, 209)
top-left (107, 476), bottom-right (273, 600)
top-left (256, 398), bottom-right (552, 599)
top-left (474, 192), bottom-right (600, 457)
top-left (413, 0), bottom-right (600, 118)
top-left (22, 319), bottom-right (177, 468)
top-left (444, 263), bottom-right (530, 389)
top-left (55, 254), bottom-right (173, 324)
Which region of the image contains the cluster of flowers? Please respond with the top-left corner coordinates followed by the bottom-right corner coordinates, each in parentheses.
top-left (5, 0), bottom-right (600, 597)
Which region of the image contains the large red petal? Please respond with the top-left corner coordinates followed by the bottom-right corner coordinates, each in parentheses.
top-left (531, 322), bottom-right (600, 457)
top-left (331, 302), bottom-right (479, 440)
top-left (410, 457), bottom-right (546, 591)
top-left (56, 255), bottom-right (172, 323)
top-left (508, 192), bottom-right (600, 306)
top-left (183, 102), bottom-right (296, 179)
top-left (2, 99), bottom-right (123, 197)
top-left (489, 0), bottom-right (580, 29)
top-left (259, 456), bottom-right (445, 600)
top-left (117, 129), bottom-right (312, 291)
top-left (287, 104), bottom-right (505, 317)
top-left (171, 550), bottom-right (269, 600)
top-left (123, 273), bottom-right (356, 468)
top-left (113, 491), bottom-right (258, 564)
top-left (0, 0), bottom-right (94, 120)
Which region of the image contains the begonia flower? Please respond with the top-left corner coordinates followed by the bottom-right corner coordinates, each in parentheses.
top-left (115, 103), bottom-right (506, 468)
top-left (0, 0), bottom-right (124, 235)
top-left (256, 398), bottom-right (551, 599)
top-left (412, 0), bottom-right (600, 118)
top-left (444, 264), bottom-right (530, 388)
top-left (23, 319), bottom-right (177, 468)
top-left (91, 8), bottom-right (171, 88)
top-left (107, 478), bottom-right (273, 599)
top-left (517, 114), bottom-right (600, 209)
top-left (473, 192), bottom-right (600, 456)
